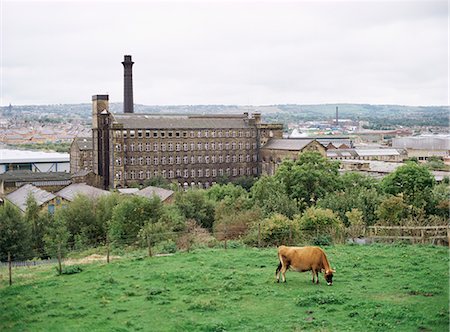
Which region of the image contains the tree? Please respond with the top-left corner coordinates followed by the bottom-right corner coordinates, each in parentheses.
top-left (44, 210), bottom-right (69, 259)
top-left (431, 182), bottom-right (450, 218)
top-left (274, 152), bottom-right (340, 211)
top-left (24, 194), bottom-right (50, 258)
top-left (381, 162), bottom-right (435, 210)
top-left (95, 193), bottom-right (123, 243)
top-left (317, 172), bottom-right (382, 226)
top-left (58, 195), bottom-right (97, 248)
top-left (0, 202), bottom-right (32, 261)
top-left (345, 208), bottom-right (365, 240)
top-left (250, 176), bottom-right (299, 218)
top-left (110, 195), bottom-right (164, 244)
top-left (295, 206), bottom-right (344, 244)
top-left (174, 189), bottom-right (215, 229)
top-left (376, 195), bottom-right (408, 225)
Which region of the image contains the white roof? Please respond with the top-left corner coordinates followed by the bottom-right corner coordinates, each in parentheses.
top-left (117, 188), bottom-right (140, 194)
top-left (0, 149), bottom-right (69, 163)
top-left (356, 149), bottom-right (401, 157)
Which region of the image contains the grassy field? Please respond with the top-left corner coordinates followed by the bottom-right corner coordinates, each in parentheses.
top-left (0, 244), bottom-right (448, 332)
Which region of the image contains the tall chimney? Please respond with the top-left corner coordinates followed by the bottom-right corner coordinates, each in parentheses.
top-left (122, 55), bottom-right (134, 113)
top-left (335, 106), bottom-right (339, 125)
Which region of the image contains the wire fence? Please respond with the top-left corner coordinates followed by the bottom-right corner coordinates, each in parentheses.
top-left (1, 224), bottom-right (448, 286)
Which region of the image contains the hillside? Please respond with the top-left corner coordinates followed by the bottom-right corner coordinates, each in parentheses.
top-left (1, 245), bottom-right (448, 331)
top-left (1, 103), bottom-right (447, 128)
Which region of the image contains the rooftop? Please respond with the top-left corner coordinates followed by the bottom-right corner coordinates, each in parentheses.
top-left (0, 170), bottom-right (72, 183)
top-left (0, 149), bottom-right (69, 163)
top-left (111, 113), bottom-right (254, 129)
top-left (135, 186), bottom-right (174, 202)
top-left (261, 139), bottom-right (320, 151)
top-left (73, 137), bottom-right (92, 151)
top-left (56, 183), bottom-right (111, 202)
top-left (5, 184), bottom-right (56, 212)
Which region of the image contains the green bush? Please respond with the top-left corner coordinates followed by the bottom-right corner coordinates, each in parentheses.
top-left (58, 265), bottom-right (83, 275)
top-left (155, 240), bottom-right (177, 254)
top-left (296, 207), bottom-right (344, 245)
top-left (245, 214), bottom-right (300, 247)
top-left (312, 235), bottom-right (332, 246)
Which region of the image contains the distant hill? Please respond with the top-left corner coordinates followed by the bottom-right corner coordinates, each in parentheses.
top-left (1, 103), bottom-right (448, 127)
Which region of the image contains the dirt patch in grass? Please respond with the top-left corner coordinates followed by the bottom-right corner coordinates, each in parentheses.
top-left (65, 254), bottom-right (121, 265)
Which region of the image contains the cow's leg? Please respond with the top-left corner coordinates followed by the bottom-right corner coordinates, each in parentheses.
top-left (280, 258), bottom-right (289, 283)
top-left (311, 270), bottom-right (316, 283)
top-left (315, 270), bottom-right (319, 284)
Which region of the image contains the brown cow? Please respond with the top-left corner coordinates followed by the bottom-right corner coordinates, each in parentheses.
top-left (275, 246), bottom-right (335, 285)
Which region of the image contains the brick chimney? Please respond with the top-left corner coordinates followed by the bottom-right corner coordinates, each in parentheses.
top-left (122, 55), bottom-right (134, 113)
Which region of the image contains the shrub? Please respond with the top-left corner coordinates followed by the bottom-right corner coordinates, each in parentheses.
top-left (312, 235), bottom-right (332, 246)
top-left (58, 265), bottom-right (83, 275)
top-left (245, 214), bottom-right (300, 247)
top-left (155, 240), bottom-right (177, 254)
top-left (296, 207), bottom-right (344, 244)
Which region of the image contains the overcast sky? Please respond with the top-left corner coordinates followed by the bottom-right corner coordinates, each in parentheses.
top-left (1, 0), bottom-right (448, 106)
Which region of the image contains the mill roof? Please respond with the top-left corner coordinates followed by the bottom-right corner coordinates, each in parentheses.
top-left (73, 137), bottom-right (93, 151)
top-left (261, 139), bottom-right (321, 151)
top-left (110, 113), bottom-right (253, 129)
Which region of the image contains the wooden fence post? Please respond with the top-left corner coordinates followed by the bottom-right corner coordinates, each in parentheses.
top-left (57, 242), bottom-right (62, 276)
top-left (8, 252), bottom-right (12, 286)
top-left (224, 224), bottom-right (228, 250)
top-left (106, 234), bottom-right (110, 264)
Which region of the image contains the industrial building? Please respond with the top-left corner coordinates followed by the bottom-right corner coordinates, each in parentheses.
top-left (0, 148), bottom-right (69, 174)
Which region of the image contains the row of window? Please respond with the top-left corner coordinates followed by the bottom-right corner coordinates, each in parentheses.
top-left (115, 154), bottom-right (258, 166)
top-left (114, 141), bottom-right (257, 152)
top-left (115, 167), bottom-right (258, 180)
top-left (115, 129), bottom-right (256, 139)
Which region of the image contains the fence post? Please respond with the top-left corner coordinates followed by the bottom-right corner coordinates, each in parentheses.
top-left (106, 234), bottom-right (110, 264)
top-left (447, 226), bottom-right (450, 248)
top-left (57, 242), bottom-right (62, 276)
top-left (8, 252), bottom-right (12, 286)
top-left (224, 224), bottom-right (228, 250)
top-left (258, 223), bottom-right (261, 248)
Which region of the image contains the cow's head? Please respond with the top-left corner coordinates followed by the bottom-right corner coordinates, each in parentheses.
top-left (325, 269), bottom-right (335, 286)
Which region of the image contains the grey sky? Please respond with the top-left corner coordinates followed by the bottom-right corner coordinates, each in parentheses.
top-left (1, 0), bottom-right (448, 106)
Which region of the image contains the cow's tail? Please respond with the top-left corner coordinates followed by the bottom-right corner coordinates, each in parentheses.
top-left (275, 261), bottom-right (282, 276)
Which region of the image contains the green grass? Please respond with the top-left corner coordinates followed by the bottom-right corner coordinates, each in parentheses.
top-left (0, 244), bottom-right (448, 331)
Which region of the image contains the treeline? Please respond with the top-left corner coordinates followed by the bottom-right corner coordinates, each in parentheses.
top-left (1, 152), bottom-right (448, 262)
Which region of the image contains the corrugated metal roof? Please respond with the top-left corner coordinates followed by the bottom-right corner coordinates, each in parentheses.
top-left (0, 149), bottom-right (69, 163)
top-left (0, 170), bottom-right (71, 182)
top-left (356, 149), bottom-right (401, 156)
top-left (392, 136), bottom-right (450, 150)
top-left (56, 183), bottom-right (111, 202)
top-left (135, 186), bottom-right (174, 201)
top-left (261, 139), bottom-right (316, 150)
top-left (6, 184), bottom-right (56, 212)
top-left (111, 113), bottom-right (252, 129)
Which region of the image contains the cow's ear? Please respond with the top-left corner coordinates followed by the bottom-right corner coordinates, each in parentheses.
top-left (331, 269), bottom-right (336, 273)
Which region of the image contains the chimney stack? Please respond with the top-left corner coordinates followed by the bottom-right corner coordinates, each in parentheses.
top-left (335, 106), bottom-right (339, 125)
top-left (122, 55), bottom-right (134, 113)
